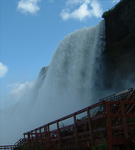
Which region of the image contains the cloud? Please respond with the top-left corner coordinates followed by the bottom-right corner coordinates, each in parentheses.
top-left (0, 62), bottom-right (8, 78)
top-left (7, 82), bottom-right (35, 101)
top-left (91, 1), bottom-right (103, 18)
top-left (112, 0), bottom-right (120, 3)
top-left (66, 0), bottom-right (87, 5)
top-left (5, 81), bottom-right (35, 107)
top-left (60, 0), bottom-right (103, 21)
top-left (17, 0), bottom-right (41, 15)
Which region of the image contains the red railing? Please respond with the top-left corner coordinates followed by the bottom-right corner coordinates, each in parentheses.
top-left (0, 145), bottom-right (16, 150)
top-left (23, 89), bottom-right (135, 150)
top-left (0, 88), bottom-right (135, 150)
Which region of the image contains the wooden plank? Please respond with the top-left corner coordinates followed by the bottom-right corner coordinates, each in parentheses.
top-left (59, 124), bottom-right (75, 130)
top-left (28, 132), bottom-right (30, 149)
top-left (91, 114), bottom-right (106, 121)
top-left (125, 90), bottom-right (135, 101)
top-left (78, 137), bottom-right (91, 142)
top-left (77, 119), bottom-right (88, 125)
top-left (110, 114), bottom-right (122, 117)
top-left (131, 138), bottom-right (135, 146)
top-left (112, 136), bottom-right (125, 145)
top-left (106, 101), bottom-right (113, 150)
top-left (124, 101), bottom-right (135, 104)
top-left (39, 128), bottom-right (42, 147)
top-left (74, 113), bottom-right (78, 149)
top-left (47, 124), bottom-right (51, 150)
top-left (126, 114), bottom-right (135, 117)
top-left (120, 101), bottom-right (129, 140)
top-left (120, 101), bottom-right (130, 150)
top-left (61, 135), bottom-right (75, 140)
top-left (122, 129), bottom-right (135, 150)
top-left (78, 131), bottom-right (90, 136)
top-left (57, 120), bottom-right (61, 149)
top-left (93, 127), bottom-right (107, 133)
top-left (51, 137), bottom-right (58, 142)
top-left (127, 104), bottom-right (135, 113)
top-left (111, 126), bottom-right (124, 130)
top-left (87, 108), bottom-right (93, 146)
top-left (44, 126), bottom-right (47, 148)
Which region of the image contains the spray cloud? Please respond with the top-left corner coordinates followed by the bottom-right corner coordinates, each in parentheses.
top-left (0, 20), bottom-right (105, 145)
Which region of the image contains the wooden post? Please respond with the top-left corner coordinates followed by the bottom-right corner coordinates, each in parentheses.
top-left (24, 134), bottom-right (27, 148)
top-left (44, 126), bottom-right (47, 149)
top-left (32, 131), bottom-right (34, 148)
top-left (120, 101), bottom-right (130, 150)
top-left (28, 132), bottom-right (30, 149)
top-left (106, 101), bottom-right (113, 150)
top-left (57, 120), bottom-right (61, 149)
top-left (74, 113), bottom-right (78, 149)
top-left (87, 107), bottom-right (93, 147)
top-left (24, 134), bottom-right (26, 141)
top-left (47, 124), bottom-right (51, 150)
top-left (35, 129), bottom-right (38, 148)
top-left (40, 127), bottom-right (42, 147)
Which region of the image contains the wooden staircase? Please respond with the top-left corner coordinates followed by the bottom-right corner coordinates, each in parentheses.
top-left (0, 88), bottom-right (135, 150)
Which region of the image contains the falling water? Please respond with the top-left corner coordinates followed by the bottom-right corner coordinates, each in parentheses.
top-left (0, 20), bottom-right (105, 145)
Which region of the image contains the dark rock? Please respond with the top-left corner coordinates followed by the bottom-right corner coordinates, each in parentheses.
top-left (102, 0), bottom-right (135, 90)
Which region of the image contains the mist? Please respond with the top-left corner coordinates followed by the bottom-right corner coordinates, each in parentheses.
top-left (0, 19), bottom-right (110, 145)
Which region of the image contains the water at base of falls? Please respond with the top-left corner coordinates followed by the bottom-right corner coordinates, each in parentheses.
top-left (0, 20), bottom-right (105, 145)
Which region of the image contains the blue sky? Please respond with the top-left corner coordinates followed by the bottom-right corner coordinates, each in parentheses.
top-left (0, 0), bottom-right (119, 109)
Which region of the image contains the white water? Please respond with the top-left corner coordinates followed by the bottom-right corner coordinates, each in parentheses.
top-left (0, 20), bottom-right (105, 145)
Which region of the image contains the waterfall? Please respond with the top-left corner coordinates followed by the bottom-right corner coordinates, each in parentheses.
top-left (0, 20), bottom-right (105, 145)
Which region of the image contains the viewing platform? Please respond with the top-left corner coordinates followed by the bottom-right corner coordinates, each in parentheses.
top-left (0, 88), bottom-right (135, 150)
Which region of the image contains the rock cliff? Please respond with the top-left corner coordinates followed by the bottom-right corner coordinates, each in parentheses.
top-left (102, 0), bottom-right (135, 90)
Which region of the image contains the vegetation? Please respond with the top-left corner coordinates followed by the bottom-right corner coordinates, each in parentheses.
top-left (14, 138), bottom-right (44, 150)
top-left (126, 117), bottom-right (135, 124)
top-left (102, 0), bottom-right (131, 18)
top-left (14, 144), bottom-right (29, 150)
top-left (92, 142), bottom-right (118, 150)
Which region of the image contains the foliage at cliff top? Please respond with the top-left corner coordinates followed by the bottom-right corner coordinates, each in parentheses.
top-left (102, 0), bottom-right (132, 18)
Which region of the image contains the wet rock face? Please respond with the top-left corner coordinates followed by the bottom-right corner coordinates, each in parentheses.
top-left (38, 66), bottom-right (49, 80)
top-left (102, 0), bottom-right (135, 90)
top-left (103, 0), bottom-right (135, 43)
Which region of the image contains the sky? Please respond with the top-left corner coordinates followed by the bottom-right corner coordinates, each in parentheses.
top-left (0, 0), bottom-right (120, 109)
